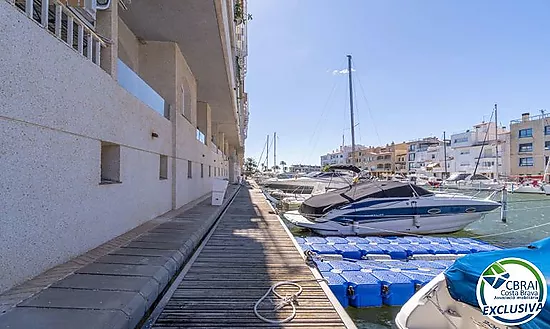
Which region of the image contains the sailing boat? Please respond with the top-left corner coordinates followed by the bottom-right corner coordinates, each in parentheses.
top-left (283, 56), bottom-right (500, 236)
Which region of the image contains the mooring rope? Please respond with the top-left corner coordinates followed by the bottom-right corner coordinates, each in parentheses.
top-left (254, 278), bottom-right (328, 324)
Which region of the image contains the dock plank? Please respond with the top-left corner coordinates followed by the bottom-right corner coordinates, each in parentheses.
top-left (148, 186), bottom-right (353, 329)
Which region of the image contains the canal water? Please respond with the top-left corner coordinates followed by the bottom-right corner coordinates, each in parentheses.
top-left (281, 190), bottom-right (550, 329)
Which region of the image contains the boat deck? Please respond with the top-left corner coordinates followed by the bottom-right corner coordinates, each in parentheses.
top-left (143, 184), bottom-right (355, 329)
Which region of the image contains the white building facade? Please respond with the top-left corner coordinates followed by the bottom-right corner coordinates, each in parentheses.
top-left (406, 137), bottom-right (453, 178)
top-left (320, 145), bottom-right (365, 166)
top-left (449, 122), bottom-right (509, 179)
top-left (0, 0), bottom-right (248, 293)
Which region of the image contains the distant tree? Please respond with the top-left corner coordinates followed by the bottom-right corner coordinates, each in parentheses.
top-left (279, 161), bottom-right (287, 171)
top-left (243, 158), bottom-right (257, 175)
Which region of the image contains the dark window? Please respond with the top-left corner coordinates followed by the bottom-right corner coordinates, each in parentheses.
top-left (519, 128), bottom-right (533, 138)
top-left (408, 153), bottom-right (415, 161)
top-left (519, 143), bottom-right (533, 152)
top-left (188, 160), bottom-right (192, 178)
top-left (209, 165), bottom-right (211, 177)
top-left (201, 164), bottom-right (204, 178)
top-left (545, 126), bottom-right (550, 135)
top-left (519, 157), bottom-right (534, 167)
top-left (100, 142), bottom-right (121, 184)
top-left (159, 155), bottom-right (168, 180)
top-left (546, 141), bottom-right (550, 150)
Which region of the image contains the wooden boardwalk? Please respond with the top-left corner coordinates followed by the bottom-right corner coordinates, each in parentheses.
top-left (145, 185), bottom-right (355, 329)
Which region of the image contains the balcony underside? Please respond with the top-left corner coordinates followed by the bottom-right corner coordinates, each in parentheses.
top-left (119, 0), bottom-right (239, 146)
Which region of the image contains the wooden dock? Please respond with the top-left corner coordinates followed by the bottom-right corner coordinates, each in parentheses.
top-left (143, 184), bottom-right (356, 329)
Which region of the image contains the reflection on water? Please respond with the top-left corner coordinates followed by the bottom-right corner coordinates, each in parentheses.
top-left (282, 189), bottom-right (550, 329)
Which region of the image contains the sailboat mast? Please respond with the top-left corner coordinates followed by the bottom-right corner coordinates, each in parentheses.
top-left (266, 134), bottom-right (269, 170)
top-left (274, 132), bottom-right (277, 171)
top-left (494, 103), bottom-right (499, 180)
top-left (347, 55), bottom-right (356, 163)
top-left (443, 131), bottom-right (448, 178)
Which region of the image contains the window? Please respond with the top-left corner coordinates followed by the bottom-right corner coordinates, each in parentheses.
top-left (384, 155), bottom-right (391, 159)
top-left (201, 164), bottom-right (204, 178)
top-left (100, 142), bottom-right (121, 184)
top-left (431, 154), bottom-right (436, 159)
top-left (408, 153), bottom-right (415, 161)
top-left (187, 160), bottom-right (192, 178)
top-left (453, 137), bottom-right (468, 144)
top-left (519, 143), bottom-right (533, 153)
top-left (409, 144), bottom-right (416, 152)
top-left (546, 141), bottom-right (550, 150)
top-left (460, 150), bottom-right (470, 155)
top-left (545, 126), bottom-right (550, 135)
top-left (159, 155), bottom-right (168, 180)
top-left (209, 165), bottom-right (211, 177)
top-left (196, 129), bottom-right (205, 144)
top-left (519, 157), bottom-right (534, 167)
top-left (519, 128), bottom-right (533, 138)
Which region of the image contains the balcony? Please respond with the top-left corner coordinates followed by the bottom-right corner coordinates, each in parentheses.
top-left (119, 0), bottom-right (247, 148)
top-left (8, 0), bottom-right (106, 67)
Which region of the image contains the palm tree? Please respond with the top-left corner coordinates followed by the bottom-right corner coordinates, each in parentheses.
top-left (279, 161), bottom-right (287, 172)
top-left (243, 157), bottom-right (257, 176)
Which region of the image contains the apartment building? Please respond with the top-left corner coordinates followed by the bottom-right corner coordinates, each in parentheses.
top-left (289, 164), bottom-right (322, 173)
top-left (320, 145), bottom-right (365, 166)
top-left (450, 122), bottom-right (508, 178)
top-left (509, 112), bottom-right (550, 177)
top-left (1, 0), bottom-right (248, 293)
top-left (406, 137), bottom-right (443, 176)
top-left (348, 143), bottom-right (407, 177)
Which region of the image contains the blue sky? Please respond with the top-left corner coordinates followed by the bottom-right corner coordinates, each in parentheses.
top-left (244, 0), bottom-right (550, 166)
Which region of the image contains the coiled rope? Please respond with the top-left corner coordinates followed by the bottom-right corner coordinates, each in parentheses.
top-left (254, 278), bottom-right (327, 324)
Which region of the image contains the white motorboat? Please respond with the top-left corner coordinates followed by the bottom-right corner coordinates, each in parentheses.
top-left (506, 180), bottom-right (550, 195)
top-left (260, 167), bottom-right (356, 194)
top-left (283, 181), bottom-right (500, 236)
top-left (442, 173), bottom-right (503, 191)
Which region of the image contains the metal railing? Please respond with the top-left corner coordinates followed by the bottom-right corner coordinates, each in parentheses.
top-left (511, 113), bottom-right (549, 124)
top-left (8, 0), bottom-right (107, 67)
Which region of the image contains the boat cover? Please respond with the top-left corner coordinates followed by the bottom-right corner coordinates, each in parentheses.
top-left (299, 181), bottom-right (433, 216)
top-left (445, 238), bottom-right (550, 329)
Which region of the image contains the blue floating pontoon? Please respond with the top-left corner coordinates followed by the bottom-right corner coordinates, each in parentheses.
top-left (341, 271), bottom-right (382, 307)
top-left (373, 271), bottom-right (415, 306)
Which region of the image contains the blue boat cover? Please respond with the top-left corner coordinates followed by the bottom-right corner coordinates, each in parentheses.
top-left (444, 238), bottom-right (550, 329)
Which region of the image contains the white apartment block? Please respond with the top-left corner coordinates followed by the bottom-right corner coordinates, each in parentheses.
top-left (449, 122), bottom-right (509, 178)
top-left (406, 137), bottom-right (451, 178)
top-left (320, 145), bottom-right (365, 166)
top-left (0, 0), bottom-right (248, 293)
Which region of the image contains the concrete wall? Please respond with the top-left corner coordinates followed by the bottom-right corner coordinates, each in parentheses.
top-left (118, 18), bottom-right (140, 71)
top-left (0, 3), bottom-right (228, 293)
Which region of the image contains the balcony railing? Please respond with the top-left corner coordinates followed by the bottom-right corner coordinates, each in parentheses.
top-left (9, 0), bottom-right (106, 67)
top-left (117, 59), bottom-right (168, 118)
top-left (511, 113), bottom-right (549, 124)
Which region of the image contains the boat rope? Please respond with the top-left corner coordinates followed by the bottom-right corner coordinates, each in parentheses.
top-left (426, 288), bottom-right (460, 329)
top-left (254, 278), bottom-right (328, 324)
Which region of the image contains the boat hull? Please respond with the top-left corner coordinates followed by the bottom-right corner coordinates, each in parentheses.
top-left (283, 211), bottom-right (485, 236)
